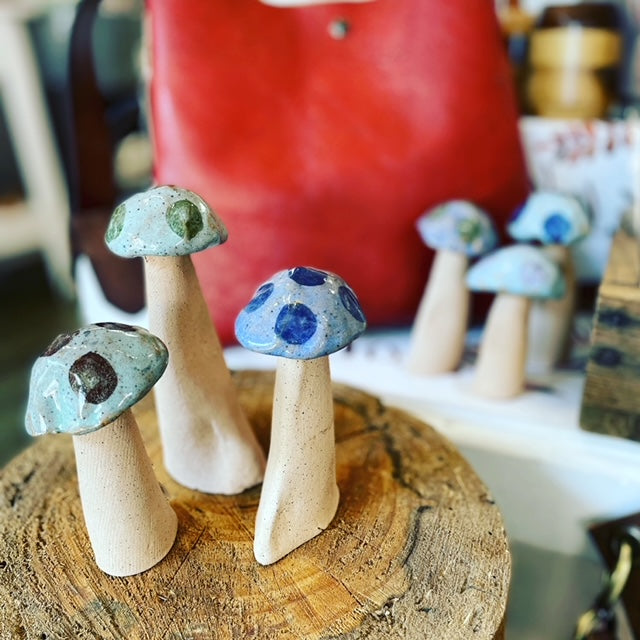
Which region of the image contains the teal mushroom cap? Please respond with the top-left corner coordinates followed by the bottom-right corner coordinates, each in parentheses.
top-left (25, 323), bottom-right (168, 437)
top-left (235, 267), bottom-right (367, 360)
top-left (466, 245), bottom-right (566, 300)
top-left (416, 200), bottom-right (498, 257)
top-left (105, 185), bottom-right (228, 257)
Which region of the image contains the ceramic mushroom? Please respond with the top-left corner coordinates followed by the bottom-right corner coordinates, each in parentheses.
top-left (508, 190), bottom-right (590, 372)
top-left (235, 267), bottom-right (367, 565)
top-left (25, 323), bottom-right (177, 577)
top-left (407, 200), bottom-right (498, 375)
top-left (105, 185), bottom-right (265, 495)
top-left (466, 245), bottom-right (565, 399)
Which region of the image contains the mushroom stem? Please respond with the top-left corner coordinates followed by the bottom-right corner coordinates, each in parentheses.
top-left (254, 356), bottom-right (339, 565)
top-left (527, 244), bottom-right (575, 373)
top-left (145, 255), bottom-right (265, 494)
top-left (72, 408), bottom-right (177, 577)
top-left (473, 293), bottom-right (531, 399)
top-left (407, 249), bottom-right (470, 374)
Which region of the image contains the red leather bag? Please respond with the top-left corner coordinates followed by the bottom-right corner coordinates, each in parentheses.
top-left (148, 0), bottom-right (529, 344)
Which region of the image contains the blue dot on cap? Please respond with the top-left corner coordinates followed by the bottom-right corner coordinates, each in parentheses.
top-left (544, 213), bottom-right (571, 243)
top-left (289, 267), bottom-right (328, 286)
top-left (339, 286), bottom-right (365, 323)
top-left (275, 303), bottom-right (318, 344)
top-left (246, 283), bottom-right (274, 312)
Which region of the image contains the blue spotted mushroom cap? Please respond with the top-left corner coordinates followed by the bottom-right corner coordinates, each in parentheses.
top-left (25, 323), bottom-right (168, 437)
top-left (416, 200), bottom-right (498, 257)
top-left (466, 245), bottom-right (566, 300)
top-left (105, 185), bottom-right (228, 257)
top-left (508, 191), bottom-right (590, 246)
top-left (235, 267), bottom-right (367, 359)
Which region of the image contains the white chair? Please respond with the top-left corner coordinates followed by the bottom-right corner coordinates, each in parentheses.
top-left (0, 1), bottom-right (74, 298)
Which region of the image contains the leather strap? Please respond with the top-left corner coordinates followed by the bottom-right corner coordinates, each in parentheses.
top-left (67, 0), bottom-right (144, 313)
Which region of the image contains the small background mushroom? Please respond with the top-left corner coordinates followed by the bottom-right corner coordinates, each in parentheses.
top-left (466, 245), bottom-right (565, 399)
top-left (507, 190), bottom-right (590, 372)
top-left (25, 323), bottom-right (177, 577)
top-left (235, 266), bottom-right (366, 565)
top-left (106, 185), bottom-right (265, 495)
top-left (407, 200), bottom-right (498, 375)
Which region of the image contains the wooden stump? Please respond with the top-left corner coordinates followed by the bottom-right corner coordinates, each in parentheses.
top-left (0, 371), bottom-right (510, 639)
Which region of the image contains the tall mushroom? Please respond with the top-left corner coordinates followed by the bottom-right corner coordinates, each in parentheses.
top-left (466, 245), bottom-right (565, 399)
top-left (407, 200), bottom-right (498, 375)
top-left (508, 190), bottom-right (590, 372)
top-left (235, 267), bottom-right (367, 565)
top-left (105, 185), bottom-right (265, 495)
top-left (25, 323), bottom-right (177, 577)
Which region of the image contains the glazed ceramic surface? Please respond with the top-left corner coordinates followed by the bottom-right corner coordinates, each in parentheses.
top-left (467, 245), bottom-right (566, 299)
top-left (25, 323), bottom-right (168, 436)
top-left (235, 267), bottom-right (366, 359)
top-left (416, 200), bottom-right (498, 257)
top-left (105, 185), bottom-right (228, 257)
top-left (508, 191), bottom-right (590, 246)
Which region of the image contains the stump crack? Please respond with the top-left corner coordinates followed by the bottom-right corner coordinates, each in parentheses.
top-left (379, 427), bottom-right (432, 504)
top-left (5, 468), bottom-right (37, 509)
top-left (166, 526), bottom-right (207, 588)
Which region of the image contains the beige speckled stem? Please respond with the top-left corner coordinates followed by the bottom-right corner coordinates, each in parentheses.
top-left (473, 293), bottom-right (531, 399)
top-left (254, 356), bottom-right (339, 566)
top-left (145, 255), bottom-right (265, 495)
top-left (72, 409), bottom-right (178, 577)
top-left (407, 250), bottom-right (469, 375)
top-left (527, 245), bottom-right (575, 373)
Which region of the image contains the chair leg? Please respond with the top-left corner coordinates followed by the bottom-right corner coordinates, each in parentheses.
top-left (0, 11), bottom-right (74, 299)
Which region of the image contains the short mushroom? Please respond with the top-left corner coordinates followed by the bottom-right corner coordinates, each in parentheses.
top-left (466, 245), bottom-right (565, 399)
top-left (25, 323), bottom-right (177, 577)
top-left (508, 190), bottom-right (591, 371)
top-left (235, 266), bottom-right (367, 565)
top-left (407, 200), bottom-right (498, 375)
top-left (106, 185), bottom-right (265, 494)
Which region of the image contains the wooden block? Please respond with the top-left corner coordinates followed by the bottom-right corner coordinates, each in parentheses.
top-left (580, 228), bottom-right (640, 440)
top-left (0, 371), bottom-right (509, 639)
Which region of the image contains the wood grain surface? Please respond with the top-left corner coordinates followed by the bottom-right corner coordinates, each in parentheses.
top-left (581, 228), bottom-right (640, 441)
top-left (0, 370), bottom-right (510, 639)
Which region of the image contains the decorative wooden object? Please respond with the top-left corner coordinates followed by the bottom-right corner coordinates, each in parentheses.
top-left (527, 4), bottom-right (622, 118)
top-left (580, 228), bottom-right (640, 441)
top-left (0, 371), bottom-right (510, 639)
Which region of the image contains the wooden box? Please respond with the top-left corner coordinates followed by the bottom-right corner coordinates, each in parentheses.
top-left (580, 228), bottom-right (640, 440)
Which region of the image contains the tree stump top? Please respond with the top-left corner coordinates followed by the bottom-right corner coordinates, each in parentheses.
top-left (0, 370), bottom-right (510, 639)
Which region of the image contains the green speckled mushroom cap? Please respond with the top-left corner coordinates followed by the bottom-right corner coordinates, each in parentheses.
top-left (25, 323), bottom-right (168, 437)
top-left (105, 185), bottom-right (228, 257)
top-left (416, 200), bottom-right (498, 257)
